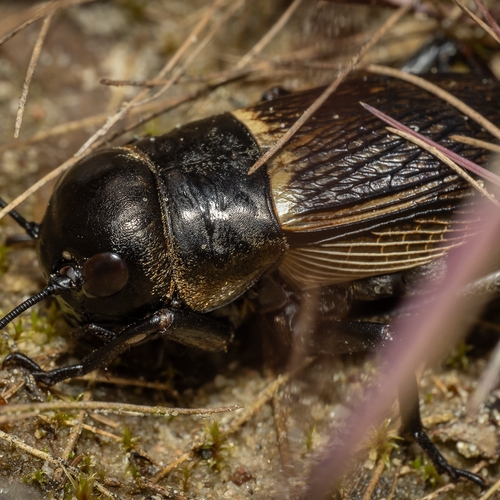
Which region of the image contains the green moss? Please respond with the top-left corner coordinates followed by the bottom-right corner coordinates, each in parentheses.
top-left (197, 420), bottom-right (231, 472)
top-left (410, 455), bottom-right (440, 487)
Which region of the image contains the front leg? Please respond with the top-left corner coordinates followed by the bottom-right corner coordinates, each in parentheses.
top-left (3, 308), bottom-right (233, 386)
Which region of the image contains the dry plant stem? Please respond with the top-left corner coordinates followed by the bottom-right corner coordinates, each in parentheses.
top-left (418, 461), bottom-right (487, 500)
top-left (0, 89), bottom-right (216, 155)
top-left (152, 364), bottom-right (311, 483)
top-left (151, 451), bottom-right (195, 483)
top-left (1, 380), bottom-right (25, 401)
top-left (14, 10), bottom-right (53, 139)
top-left (451, 0), bottom-right (500, 44)
top-left (0, 0), bottom-right (97, 47)
top-left (385, 125), bottom-right (499, 205)
top-left (362, 458), bottom-right (387, 500)
top-left (53, 390), bottom-right (92, 483)
top-left (96, 0), bottom-right (226, 125)
top-left (247, 0), bottom-right (415, 175)
top-left (135, 0), bottom-right (245, 108)
top-left (223, 362), bottom-right (311, 437)
top-left (387, 471), bottom-right (399, 500)
top-left (0, 0), bottom-right (232, 222)
top-left (39, 414), bottom-right (122, 441)
top-left (450, 135), bottom-right (500, 154)
top-left (88, 413), bottom-right (119, 429)
top-left (361, 101), bottom-right (500, 192)
top-left (0, 429), bottom-right (116, 498)
top-left (479, 473), bottom-right (500, 500)
top-left (474, 0), bottom-right (500, 40)
top-left (0, 151), bottom-right (96, 223)
top-left (234, 0), bottom-right (304, 70)
top-left (75, 0), bottom-right (227, 160)
top-left (0, 401), bottom-right (241, 424)
top-left (366, 65), bottom-right (500, 141)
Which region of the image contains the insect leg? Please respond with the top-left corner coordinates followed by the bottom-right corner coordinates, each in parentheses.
top-left (398, 372), bottom-right (485, 487)
top-left (3, 308), bottom-right (232, 385)
top-left (0, 197), bottom-right (39, 239)
top-left (295, 316), bottom-right (485, 486)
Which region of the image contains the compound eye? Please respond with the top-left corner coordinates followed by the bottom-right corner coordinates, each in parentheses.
top-left (82, 252), bottom-right (129, 298)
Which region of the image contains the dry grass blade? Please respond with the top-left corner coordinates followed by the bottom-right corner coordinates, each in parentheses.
top-left (450, 135), bottom-right (500, 154)
top-left (151, 364), bottom-right (310, 483)
top-left (247, 0), bottom-right (416, 175)
top-left (14, 11), bottom-right (53, 139)
top-left (0, 0), bottom-right (231, 222)
top-left (452, 0), bottom-right (500, 44)
top-left (0, 152), bottom-right (97, 223)
top-left (234, 0), bottom-right (304, 70)
top-left (151, 451), bottom-right (195, 483)
top-left (474, 0), bottom-right (500, 40)
top-left (361, 101), bottom-right (500, 193)
top-left (134, 0), bottom-right (245, 108)
top-left (53, 390), bottom-right (92, 483)
top-left (479, 474), bottom-right (500, 500)
top-left (0, 400), bottom-right (241, 424)
top-left (361, 458), bottom-right (387, 500)
top-left (0, 429), bottom-right (116, 498)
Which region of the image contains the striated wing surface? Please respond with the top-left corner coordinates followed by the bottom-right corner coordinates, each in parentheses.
top-left (233, 75), bottom-right (500, 288)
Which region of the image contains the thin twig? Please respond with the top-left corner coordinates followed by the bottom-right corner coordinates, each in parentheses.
top-left (152, 362), bottom-right (311, 482)
top-left (234, 0), bottom-right (304, 70)
top-left (474, 0), bottom-right (500, 40)
top-left (53, 390), bottom-right (92, 483)
top-left (450, 135), bottom-right (500, 155)
top-left (247, 0), bottom-right (416, 175)
top-left (74, 374), bottom-right (179, 400)
top-left (75, 0), bottom-right (226, 157)
top-left (362, 458), bottom-right (386, 500)
top-left (0, 429), bottom-right (116, 498)
top-left (137, 476), bottom-right (187, 500)
top-left (14, 10), bottom-right (54, 138)
top-left (0, 89), bottom-right (210, 155)
top-left (386, 470), bottom-right (400, 500)
top-left (272, 390), bottom-right (294, 477)
top-left (151, 451), bottom-right (196, 483)
top-left (0, 0), bottom-right (235, 223)
top-left (0, 401), bottom-right (241, 424)
top-left (479, 473), bottom-right (500, 500)
top-left (134, 0), bottom-right (245, 108)
top-left (366, 65), bottom-right (500, 142)
top-left (451, 0), bottom-right (500, 44)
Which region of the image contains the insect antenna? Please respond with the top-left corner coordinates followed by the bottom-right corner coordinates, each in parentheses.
top-left (0, 275), bottom-right (77, 330)
top-left (0, 197), bottom-right (39, 239)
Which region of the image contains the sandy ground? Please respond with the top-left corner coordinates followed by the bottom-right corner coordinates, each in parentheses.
top-left (0, 1), bottom-right (499, 499)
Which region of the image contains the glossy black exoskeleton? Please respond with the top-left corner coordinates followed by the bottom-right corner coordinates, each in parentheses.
top-left (1, 72), bottom-right (499, 487)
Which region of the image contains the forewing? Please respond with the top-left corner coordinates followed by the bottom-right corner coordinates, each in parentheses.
top-left (234, 75), bottom-right (499, 288)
